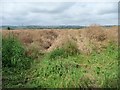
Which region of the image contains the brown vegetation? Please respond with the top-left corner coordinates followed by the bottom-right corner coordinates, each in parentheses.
top-left (1, 25), bottom-right (118, 54)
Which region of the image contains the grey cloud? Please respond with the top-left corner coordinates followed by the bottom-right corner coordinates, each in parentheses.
top-left (96, 3), bottom-right (117, 15)
top-left (30, 2), bottom-right (76, 14)
top-left (1, 1), bottom-right (118, 26)
top-left (97, 8), bottom-right (117, 15)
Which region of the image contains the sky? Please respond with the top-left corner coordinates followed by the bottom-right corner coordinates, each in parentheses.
top-left (0, 0), bottom-right (119, 26)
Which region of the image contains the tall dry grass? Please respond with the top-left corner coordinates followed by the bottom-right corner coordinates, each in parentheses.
top-left (1, 25), bottom-right (118, 54)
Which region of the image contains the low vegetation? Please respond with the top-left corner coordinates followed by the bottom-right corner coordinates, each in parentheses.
top-left (24, 41), bottom-right (118, 88)
top-left (2, 35), bottom-right (32, 69)
top-left (1, 26), bottom-right (119, 88)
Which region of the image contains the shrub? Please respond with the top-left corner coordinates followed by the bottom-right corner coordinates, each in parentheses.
top-left (2, 36), bottom-right (32, 69)
top-left (7, 27), bottom-right (11, 30)
top-left (63, 41), bottom-right (80, 55)
top-left (86, 25), bottom-right (107, 41)
top-left (48, 41), bottom-right (80, 59)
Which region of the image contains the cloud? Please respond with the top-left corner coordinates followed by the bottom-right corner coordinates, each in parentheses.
top-left (94, 3), bottom-right (118, 15)
top-left (0, 1), bottom-right (118, 26)
top-left (30, 2), bottom-right (76, 14)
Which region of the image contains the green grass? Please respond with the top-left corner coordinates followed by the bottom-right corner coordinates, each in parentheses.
top-left (2, 37), bottom-right (119, 88)
top-left (2, 36), bottom-right (33, 69)
top-left (2, 36), bottom-right (33, 88)
top-left (25, 42), bottom-right (118, 88)
top-left (47, 41), bottom-right (80, 60)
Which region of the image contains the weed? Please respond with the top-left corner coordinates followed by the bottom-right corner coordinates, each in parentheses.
top-left (48, 41), bottom-right (80, 60)
top-left (2, 36), bottom-right (32, 69)
top-left (2, 36), bottom-right (33, 88)
top-left (2, 28), bottom-right (118, 88)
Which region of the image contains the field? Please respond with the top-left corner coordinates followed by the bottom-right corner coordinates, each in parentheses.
top-left (1, 25), bottom-right (119, 88)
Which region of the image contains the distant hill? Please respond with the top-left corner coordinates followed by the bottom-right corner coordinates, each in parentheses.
top-left (0, 25), bottom-right (117, 30)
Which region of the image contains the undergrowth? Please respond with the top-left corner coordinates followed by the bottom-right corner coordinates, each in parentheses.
top-left (2, 36), bottom-right (32, 69)
top-left (47, 41), bottom-right (80, 60)
top-left (2, 35), bottom-right (33, 88)
top-left (2, 37), bottom-right (118, 88)
top-left (25, 42), bottom-right (118, 88)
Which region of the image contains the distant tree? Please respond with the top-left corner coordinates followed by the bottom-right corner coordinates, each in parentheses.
top-left (7, 27), bottom-right (11, 30)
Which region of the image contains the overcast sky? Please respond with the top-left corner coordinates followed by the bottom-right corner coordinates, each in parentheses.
top-left (0, 0), bottom-right (118, 26)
